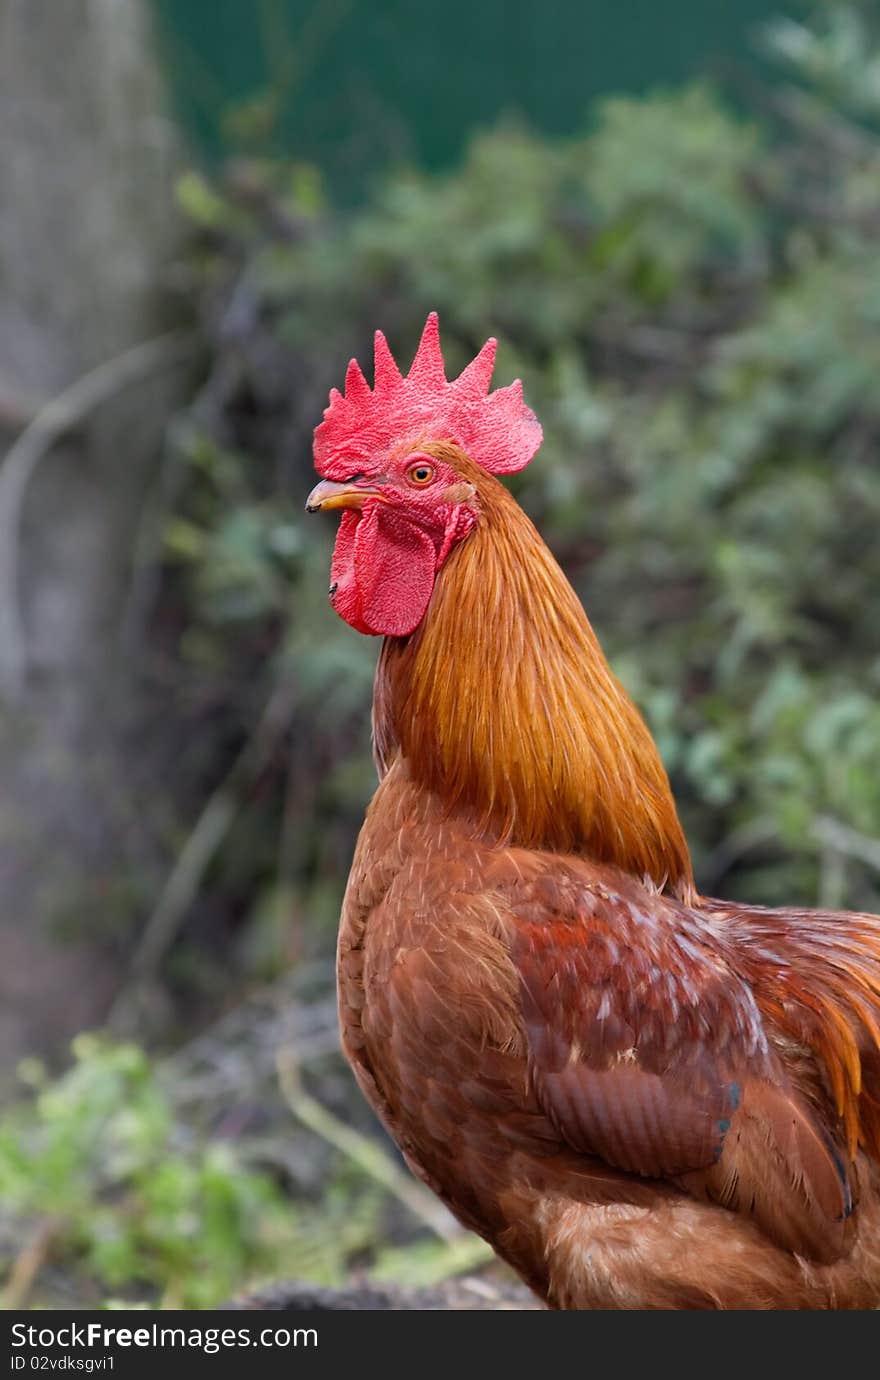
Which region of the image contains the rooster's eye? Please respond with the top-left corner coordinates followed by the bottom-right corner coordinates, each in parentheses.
top-left (407, 462), bottom-right (435, 487)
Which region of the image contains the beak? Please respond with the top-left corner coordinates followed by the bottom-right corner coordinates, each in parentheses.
top-left (305, 479), bottom-right (387, 513)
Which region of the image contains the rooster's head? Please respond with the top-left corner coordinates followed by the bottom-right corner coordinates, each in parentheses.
top-left (307, 312), bottom-right (542, 636)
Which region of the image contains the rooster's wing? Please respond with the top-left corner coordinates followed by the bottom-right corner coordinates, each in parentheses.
top-left (501, 861), bottom-right (856, 1263)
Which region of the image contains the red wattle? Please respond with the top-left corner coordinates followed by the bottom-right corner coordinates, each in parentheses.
top-left (330, 506), bottom-right (437, 638)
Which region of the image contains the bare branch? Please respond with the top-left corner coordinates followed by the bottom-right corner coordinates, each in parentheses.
top-left (0, 330), bottom-right (196, 702)
top-left (698, 816), bottom-right (779, 890)
top-left (813, 816), bottom-right (880, 875)
top-left (108, 681), bottom-right (297, 1031)
top-left (0, 1217), bottom-right (59, 1310)
top-left (276, 1043), bottom-right (462, 1244)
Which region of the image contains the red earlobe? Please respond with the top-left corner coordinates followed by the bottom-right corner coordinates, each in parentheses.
top-left (437, 502), bottom-right (477, 568)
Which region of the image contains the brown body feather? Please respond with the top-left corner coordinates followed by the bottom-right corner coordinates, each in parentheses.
top-left (336, 444), bottom-right (880, 1309)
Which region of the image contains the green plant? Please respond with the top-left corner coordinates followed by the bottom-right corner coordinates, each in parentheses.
top-left (0, 1037), bottom-right (386, 1309)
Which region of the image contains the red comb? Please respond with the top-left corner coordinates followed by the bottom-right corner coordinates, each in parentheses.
top-left (313, 312), bottom-right (542, 480)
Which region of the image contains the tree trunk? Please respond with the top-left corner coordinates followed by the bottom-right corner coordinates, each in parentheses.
top-left (0, 0), bottom-right (182, 1071)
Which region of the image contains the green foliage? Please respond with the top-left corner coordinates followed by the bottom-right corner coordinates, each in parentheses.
top-left (765, 1), bottom-right (880, 118)
top-left (0, 1038), bottom-right (386, 1309)
top-left (585, 86), bottom-right (763, 297)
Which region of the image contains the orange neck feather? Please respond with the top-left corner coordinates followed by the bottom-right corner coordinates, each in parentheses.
top-left (373, 446), bottom-right (694, 899)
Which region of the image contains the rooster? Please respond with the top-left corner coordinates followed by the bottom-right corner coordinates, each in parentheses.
top-left (305, 313), bottom-right (880, 1309)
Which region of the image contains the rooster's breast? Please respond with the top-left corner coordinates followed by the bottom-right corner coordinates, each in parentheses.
top-left (333, 767), bottom-right (656, 1298)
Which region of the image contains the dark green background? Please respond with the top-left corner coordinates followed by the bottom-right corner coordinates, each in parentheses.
top-left (152, 0), bottom-right (792, 196)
